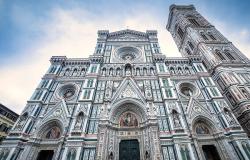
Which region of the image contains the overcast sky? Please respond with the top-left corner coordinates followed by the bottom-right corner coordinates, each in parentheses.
top-left (0, 0), bottom-right (250, 114)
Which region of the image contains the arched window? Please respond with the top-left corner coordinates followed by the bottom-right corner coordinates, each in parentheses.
top-left (0, 123), bottom-right (8, 132)
top-left (208, 32), bottom-right (216, 40)
top-left (165, 89), bottom-right (173, 98)
top-left (169, 67), bottom-right (175, 74)
top-left (224, 50), bottom-right (235, 60)
top-left (64, 68), bottom-right (70, 76)
top-left (109, 68), bottom-right (113, 76)
top-left (49, 66), bottom-right (57, 73)
top-left (188, 41), bottom-right (194, 50)
top-left (81, 68), bottom-right (86, 76)
top-left (242, 142), bottom-right (250, 159)
top-left (90, 65), bottom-right (97, 73)
top-left (16, 112), bottom-right (28, 130)
top-left (180, 146), bottom-right (190, 160)
top-left (87, 79), bottom-right (94, 87)
top-left (185, 67), bottom-right (190, 74)
top-left (188, 18), bottom-right (200, 27)
top-left (0, 150), bottom-right (9, 160)
top-left (102, 68), bottom-right (106, 76)
top-left (116, 68), bottom-right (121, 76)
top-left (241, 89), bottom-right (248, 98)
top-left (136, 68), bottom-right (140, 76)
top-left (33, 106), bottom-right (42, 117)
top-left (200, 32), bottom-right (208, 40)
top-left (150, 67), bottom-right (155, 75)
top-left (215, 50), bottom-right (226, 61)
top-left (177, 67), bottom-right (182, 74)
top-left (66, 149), bottom-right (76, 160)
top-left (143, 68), bottom-right (147, 75)
top-left (72, 68), bottom-right (78, 76)
top-left (185, 48), bottom-right (191, 55)
top-left (24, 121), bottom-right (34, 134)
top-left (197, 64), bottom-right (204, 72)
top-left (177, 27), bottom-right (184, 39)
top-left (83, 90), bottom-right (91, 99)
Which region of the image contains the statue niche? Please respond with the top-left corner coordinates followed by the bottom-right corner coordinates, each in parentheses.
top-left (119, 112), bottom-right (138, 127)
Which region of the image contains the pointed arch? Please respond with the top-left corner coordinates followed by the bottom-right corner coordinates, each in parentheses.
top-left (36, 119), bottom-right (64, 139)
top-left (110, 99), bottom-right (147, 123)
top-left (215, 49), bottom-right (226, 61)
top-left (192, 116), bottom-right (217, 135)
top-left (224, 49), bottom-right (236, 60)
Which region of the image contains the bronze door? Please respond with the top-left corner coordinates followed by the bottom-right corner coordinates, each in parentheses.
top-left (119, 139), bottom-right (140, 160)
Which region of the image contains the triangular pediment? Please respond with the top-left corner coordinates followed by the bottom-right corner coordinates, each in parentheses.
top-left (108, 29), bottom-right (148, 40)
top-left (41, 99), bottom-right (70, 124)
top-left (186, 98), bottom-right (213, 121)
top-left (111, 77), bottom-right (146, 104)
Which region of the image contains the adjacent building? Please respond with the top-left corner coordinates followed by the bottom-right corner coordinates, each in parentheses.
top-left (0, 104), bottom-right (19, 144)
top-left (1, 4), bottom-right (250, 160)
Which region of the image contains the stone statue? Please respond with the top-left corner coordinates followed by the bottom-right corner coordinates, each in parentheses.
top-left (75, 115), bottom-right (83, 129)
top-left (225, 109), bottom-right (236, 125)
top-left (108, 151), bottom-right (114, 160)
top-left (145, 150), bottom-right (150, 160)
top-left (173, 112), bottom-right (181, 128)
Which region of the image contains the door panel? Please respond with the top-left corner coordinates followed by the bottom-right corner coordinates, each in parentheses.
top-left (119, 139), bottom-right (140, 160)
top-left (36, 150), bottom-right (54, 160)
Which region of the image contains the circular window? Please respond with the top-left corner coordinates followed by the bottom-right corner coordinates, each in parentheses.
top-left (115, 46), bottom-right (141, 62)
top-left (63, 88), bottom-right (75, 99)
top-left (181, 86), bottom-right (193, 96)
top-left (178, 82), bottom-right (199, 97)
top-left (58, 84), bottom-right (76, 99)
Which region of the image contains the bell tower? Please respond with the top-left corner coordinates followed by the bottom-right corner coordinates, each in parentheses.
top-left (167, 4), bottom-right (250, 135)
top-left (167, 5), bottom-right (249, 68)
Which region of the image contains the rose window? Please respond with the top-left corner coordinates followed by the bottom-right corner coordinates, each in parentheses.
top-left (115, 46), bottom-right (141, 62)
top-left (178, 82), bottom-right (199, 97)
top-left (58, 84), bottom-right (76, 99)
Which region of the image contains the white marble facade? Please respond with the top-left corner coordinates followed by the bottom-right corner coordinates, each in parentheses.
top-left (1, 4), bottom-right (250, 160)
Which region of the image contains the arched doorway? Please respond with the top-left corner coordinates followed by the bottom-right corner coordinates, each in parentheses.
top-left (35, 120), bottom-right (63, 160)
top-left (192, 118), bottom-right (223, 160)
top-left (96, 101), bottom-right (161, 160)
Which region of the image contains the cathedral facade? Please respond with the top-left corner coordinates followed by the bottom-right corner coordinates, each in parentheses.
top-left (1, 4), bottom-right (250, 160)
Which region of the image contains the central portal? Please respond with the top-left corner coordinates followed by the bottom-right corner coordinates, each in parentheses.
top-left (36, 150), bottom-right (54, 160)
top-left (119, 139), bottom-right (140, 160)
top-left (202, 145), bottom-right (221, 160)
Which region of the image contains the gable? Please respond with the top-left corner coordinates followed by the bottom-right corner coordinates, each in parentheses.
top-left (107, 29), bottom-right (148, 41)
top-left (111, 77), bottom-right (146, 105)
top-left (186, 97), bottom-right (214, 122)
top-left (40, 99), bottom-right (70, 124)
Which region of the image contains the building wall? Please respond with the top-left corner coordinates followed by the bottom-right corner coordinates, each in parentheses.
top-left (0, 4), bottom-right (250, 160)
top-left (0, 104), bottom-right (19, 144)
